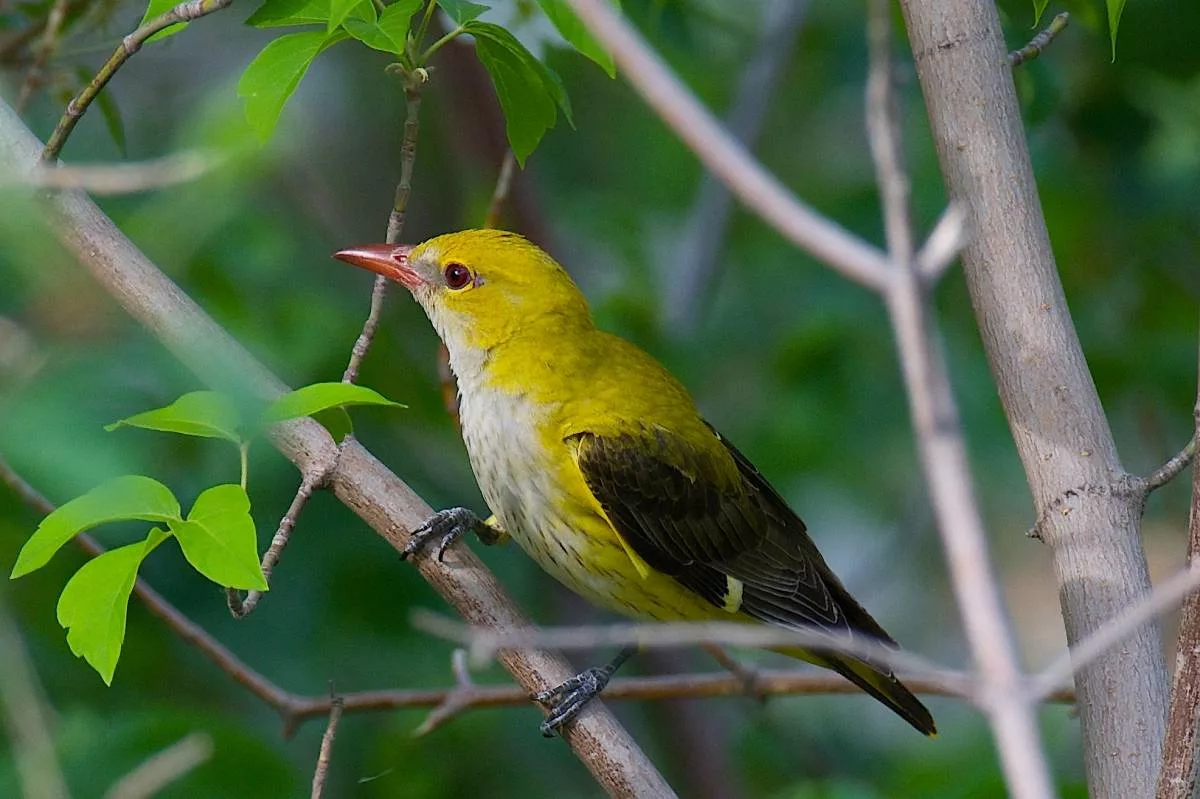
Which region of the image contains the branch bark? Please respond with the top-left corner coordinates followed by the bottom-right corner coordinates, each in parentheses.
top-left (897, 3), bottom-right (1167, 796)
top-left (1157, 341), bottom-right (1200, 799)
top-left (0, 96), bottom-right (676, 799)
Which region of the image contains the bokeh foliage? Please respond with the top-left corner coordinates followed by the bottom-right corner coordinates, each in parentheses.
top-left (1, 0), bottom-right (1197, 795)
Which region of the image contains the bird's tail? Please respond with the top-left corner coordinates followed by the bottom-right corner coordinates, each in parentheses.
top-left (775, 647), bottom-right (937, 736)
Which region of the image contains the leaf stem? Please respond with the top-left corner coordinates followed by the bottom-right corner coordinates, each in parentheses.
top-left (418, 25), bottom-right (464, 64)
top-left (238, 441), bottom-right (249, 491)
top-left (413, 0), bottom-right (439, 52)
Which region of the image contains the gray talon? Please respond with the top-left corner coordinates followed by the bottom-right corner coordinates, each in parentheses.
top-left (402, 507), bottom-right (482, 561)
top-left (536, 667), bottom-right (611, 738)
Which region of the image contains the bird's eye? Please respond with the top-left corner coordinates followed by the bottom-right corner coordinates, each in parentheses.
top-left (444, 262), bottom-right (472, 290)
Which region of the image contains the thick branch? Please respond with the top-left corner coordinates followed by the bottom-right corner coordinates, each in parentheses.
top-left (0, 97), bottom-right (675, 799)
top-left (898, 3), bottom-right (1167, 796)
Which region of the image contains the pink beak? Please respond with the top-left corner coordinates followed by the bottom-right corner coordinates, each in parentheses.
top-left (332, 244), bottom-right (419, 290)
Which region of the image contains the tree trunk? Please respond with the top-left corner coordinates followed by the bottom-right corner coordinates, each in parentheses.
top-left (898, 2), bottom-right (1168, 796)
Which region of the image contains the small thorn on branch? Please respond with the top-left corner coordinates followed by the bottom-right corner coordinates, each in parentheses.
top-left (1009, 12), bottom-right (1070, 68)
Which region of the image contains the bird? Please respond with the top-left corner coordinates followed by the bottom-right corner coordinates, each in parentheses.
top-left (333, 229), bottom-right (935, 738)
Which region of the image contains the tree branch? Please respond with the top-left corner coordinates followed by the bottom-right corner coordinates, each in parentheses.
top-left (1009, 13), bottom-right (1070, 69)
top-left (309, 694), bottom-right (343, 799)
top-left (1157, 342), bottom-right (1200, 799)
top-left (867, 2), bottom-right (1054, 795)
top-left (564, 0), bottom-right (893, 292)
top-left (40, 0), bottom-right (234, 162)
top-left (898, 2), bottom-right (1168, 796)
top-left (0, 96), bottom-right (676, 799)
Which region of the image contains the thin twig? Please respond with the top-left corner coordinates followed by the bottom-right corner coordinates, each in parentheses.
top-left (1145, 435), bottom-right (1198, 494)
top-left (14, 151), bottom-right (224, 194)
top-left (15, 0), bottom-right (70, 112)
top-left (564, 0), bottom-right (893, 292)
top-left (227, 469), bottom-right (327, 618)
top-left (415, 649), bottom-right (478, 735)
top-left (483, 150), bottom-right (515, 230)
top-left (104, 733), bottom-right (213, 799)
top-left (1009, 12), bottom-right (1070, 68)
top-left (1031, 562), bottom-right (1200, 702)
top-left (915, 202), bottom-right (968, 283)
top-left (310, 693), bottom-right (343, 799)
top-left (866, 2), bottom-right (1055, 796)
top-left (41, 0), bottom-right (234, 162)
top-left (664, 0), bottom-right (810, 331)
top-left (1157, 357), bottom-right (1200, 799)
top-left (411, 609), bottom-right (970, 692)
top-left (342, 80), bottom-right (423, 384)
top-left (0, 590), bottom-right (70, 799)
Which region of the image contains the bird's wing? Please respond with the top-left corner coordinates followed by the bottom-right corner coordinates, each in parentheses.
top-left (567, 426), bottom-right (892, 641)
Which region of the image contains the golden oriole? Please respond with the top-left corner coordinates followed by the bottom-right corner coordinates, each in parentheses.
top-left (334, 230), bottom-right (935, 738)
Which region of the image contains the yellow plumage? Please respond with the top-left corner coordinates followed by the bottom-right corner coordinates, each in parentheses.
top-left (333, 229), bottom-right (935, 736)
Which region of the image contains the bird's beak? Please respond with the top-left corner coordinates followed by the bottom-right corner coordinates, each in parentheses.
top-left (332, 244), bottom-right (419, 290)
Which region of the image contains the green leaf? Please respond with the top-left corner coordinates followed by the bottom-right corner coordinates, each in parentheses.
top-left (105, 391), bottom-right (243, 444)
top-left (11, 476), bottom-right (181, 579)
top-left (138, 0), bottom-right (191, 44)
top-left (246, 0), bottom-right (331, 28)
top-left (343, 17), bottom-right (401, 53)
top-left (467, 21), bottom-right (559, 165)
top-left (237, 30), bottom-right (347, 141)
top-left (534, 0), bottom-right (615, 77)
top-left (1107, 0), bottom-right (1126, 60)
top-left (327, 0), bottom-right (366, 32)
top-left (170, 485), bottom-right (267, 590)
top-left (56, 530), bottom-right (167, 685)
top-left (261, 382), bottom-right (405, 425)
top-left (436, 0), bottom-right (487, 26)
top-left (378, 0), bottom-right (423, 47)
top-left (1032, 0), bottom-right (1049, 26)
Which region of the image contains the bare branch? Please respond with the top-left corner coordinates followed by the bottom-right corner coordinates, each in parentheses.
top-left (1145, 435), bottom-right (1198, 495)
top-left (915, 203), bottom-right (968, 283)
top-left (13, 151), bottom-right (224, 195)
top-left (105, 733), bottom-right (213, 799)
top-left (0, 96), bottom-right (676, 799)
top-left (866, 3), bottom-right (1054, 795)
top-left (0, 591), bottom-right (70, 799)
top-left (483, 150), bottom-right (516, 230)
top-left (410, 610), bottom-right (970, 695)
top-left (564, 0), bottom-right (893, 292)
top-left (228, 468), bottom-right (328, 618)
top-left (899, 1), bottom-right (1168, 794)
top-left (41, 0), bottom-right (234, 162)
top-left (1009, 12), bottom-right (1070, 68)
top-left (415, 649), bottom-right (479, 736)
top-left (342, 80), bottom-right (422, 385)
top-left (1158, 359), bottom-right (1200, 799)
top-left (15, 0), bottom-right (69, 112)
top-left (664, 0), bottom-right (810, 330)
top-left (310, 694), bottom-right (343, 799)
top-left (1031, 563), bottom-right (1200, 702)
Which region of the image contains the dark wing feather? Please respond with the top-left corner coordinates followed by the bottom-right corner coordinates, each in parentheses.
top-left (569, 426), bottom-right (889, 640)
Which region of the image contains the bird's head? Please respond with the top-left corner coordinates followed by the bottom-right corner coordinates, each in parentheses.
top-left (333, 230), bottom-right (592, 353)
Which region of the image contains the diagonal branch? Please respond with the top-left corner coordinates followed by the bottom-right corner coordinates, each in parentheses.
top-left (41, 0), bottom-right (234, 162)
top-left (564, 0), bottom-right (893, 292)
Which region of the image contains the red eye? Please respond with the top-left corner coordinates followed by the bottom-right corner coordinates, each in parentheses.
top-left (444, 262), bottom-right (472, 289)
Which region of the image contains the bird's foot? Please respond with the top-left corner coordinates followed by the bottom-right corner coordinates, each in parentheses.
top-left (402, 507), bottom-right (482, 562)
top-left (535, 666), bottom-right (613, 738)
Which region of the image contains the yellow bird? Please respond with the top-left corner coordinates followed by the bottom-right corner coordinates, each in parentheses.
top-left (334, 230), bottom-right (935, 737)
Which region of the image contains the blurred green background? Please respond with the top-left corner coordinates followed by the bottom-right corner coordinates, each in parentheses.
top-left (0, 0), bottom-right (1197, 795)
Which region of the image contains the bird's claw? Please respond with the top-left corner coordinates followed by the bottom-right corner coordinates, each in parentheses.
top-left (402, 507), bottom-right (482, 562)
top-left (535, 667), bottom-right (612, 738)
